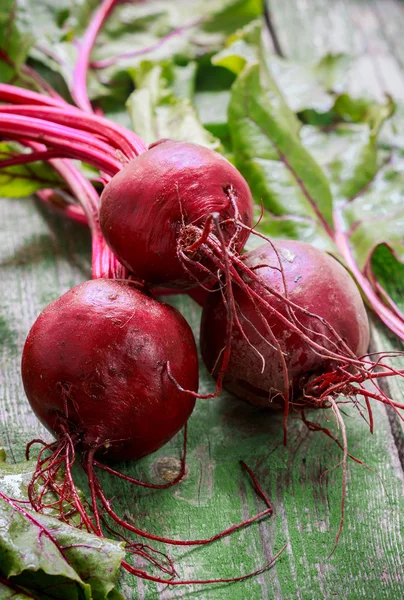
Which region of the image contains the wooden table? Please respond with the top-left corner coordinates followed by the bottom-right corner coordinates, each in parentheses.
top-left (1, 1), bottom-right (403, 598)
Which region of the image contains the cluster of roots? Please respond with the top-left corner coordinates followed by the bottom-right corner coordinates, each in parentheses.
top-left (177, 214), bottom-right (404, 552)
top-left (13, 419), bottom-right (285, 585)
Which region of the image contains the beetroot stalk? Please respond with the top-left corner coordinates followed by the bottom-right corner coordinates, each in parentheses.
top-left (0, 104), bottom-right (145, 159)
top-left (0, 85), bottom-right (147, 156)
top-left (35, 189), bottom-right (88, 226)
top-left (0, 113), bottom-right (122, 174)
top-left (72, 0), bottom-right (120, 113)
top-left (334, 215), bottom-right (404, 339)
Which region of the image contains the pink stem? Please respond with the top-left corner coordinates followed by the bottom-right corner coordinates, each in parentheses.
top-left (0, 83), bottom-right (67, 107)
top-left (0, 148), bottom-right (88, 223)
top-left (47, 158), bottom-right (126, 279)
top-left (0, 48), bottom-right (133, 278)
top-left (0, 148), bottom-right (62, 167)
top-left (333, 215), bottom-right (404, 340)
top-left (0, 86), bottom-right (147, 156)
top-left (0, 114), bottom-right (122, 175)
top-left (18, 139), bottom-right (125, 279)
top-left (0, 112), bottom-right (120, 157)
top-left (0, 104), bottom-right (145, 158)
top-left (365, 261), bottom-right (404, 323)
top-left (36, 189), bottom-right (88, 225)
top-left (72, 0), bottom-right (120, 113)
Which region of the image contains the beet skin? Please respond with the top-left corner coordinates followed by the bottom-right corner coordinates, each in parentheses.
top-left (200, 240), bottom-right (370, 408)
top-left (22, 279), bottom-right (198, 460)
top-left (100, 140), bottom-right (254, 287)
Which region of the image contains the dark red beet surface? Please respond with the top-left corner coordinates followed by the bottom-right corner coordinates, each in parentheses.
top-left (22, 279), bottom-right (198, 460)
top-left (100, 140), bottom-right (253, 287)
top-left (200, 240), bottom-right (370, 408)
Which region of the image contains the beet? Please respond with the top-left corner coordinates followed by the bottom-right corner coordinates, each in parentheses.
top-left (20, 278), bottom-right (279, 582)
top-left (200, 240), bottom-right (370, 408)
top-left (99, 140), bottom-right (254, 287)
top-left (22, 278), bottom-right (198, 460)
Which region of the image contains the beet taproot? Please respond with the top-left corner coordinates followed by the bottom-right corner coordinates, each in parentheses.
top-left (200, 240), bottom-right (370, 408)
top-left (22, 278), bottom-right (198, 460)
top-left (99, 140), bottom-right (254, 287)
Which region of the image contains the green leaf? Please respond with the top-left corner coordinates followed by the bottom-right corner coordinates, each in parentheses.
top-left (194, 89), bottom-right (230, 138)
top-left (1, 2), bottom-right (108, 98)
top-left (213, 29), bottom-right (351, 116)
top-left (299, 94), bottom-right (394, 210)
top-left (0, 143), bottom-right (63, 198)
top-left (0, 0), bottom-right (34, 82)
top-left (266, 53), bottom-right (351, 115)
top-left (333, 93), bottom-right (395, 133)
top-left (341, 152), bottom-right (404, 270)
top-left (127, 61), bottom-right (220, 149)
top-left (0, 1), bottom-right (76, 95)
top-left (202, 0), bottom-right (263, 34)
top-left (313, 53), bottom-right (353, 93)
top-left (212, 19), bottom-right (262, 75)
top-left (214, 22), bottom-right (302, 136)
top-left (298, 101), bottom-right (403, 308)
top-left (229, 63), bottom-right (335, 250)
top-left (300, 124), bottom-right (380, 202)
top-left (379, 100), bottom-right (404, 150)
top-left (3, 0), bottom-right (262, 110)
top-left (21, 0), bottom-right (71, 44)
top-left (245, 207), bottom-right (335, 254)
top-left (0, 580), bottom-right (34, 600)
top-left (0, 460), bottom-right (125, 600)
top-left (81, 0), bottom-right (262, 101)
top-left (372, 244), bottom-right (404, 312)
top-left (193, 62), bottom-right (235, 141)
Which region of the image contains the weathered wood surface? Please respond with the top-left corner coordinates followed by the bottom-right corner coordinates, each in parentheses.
top-left (0, 1), bottom-right (403, 598)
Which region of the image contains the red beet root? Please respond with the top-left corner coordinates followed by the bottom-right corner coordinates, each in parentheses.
top-left (22, 278), bottom-right (198, 460)
top-left (20, 277), bottom-right (279, 582)
top-left (99, 140), bottom-right (254, 287)
top-left (200, 240), bottom-right (370, 408)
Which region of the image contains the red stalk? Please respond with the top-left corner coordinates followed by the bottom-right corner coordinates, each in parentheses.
top-left (333, 215), bottom-right (404, 340)
top-left (36, 189), bottom-right (87, 225)
top-left (0, 104), bottom-right (146, 158)
top-left (0, 113), bottom-right (120, 158)
top-left (72, 0), bottom-right (120, 113)
top-left (0, 85), bottom-right (147, 157)
top-left (0, 82), bottom-right (68, 107)
top-left (0, 113), bottom-right (122, 175)
top-left (0, 148), bottom-right (61, 166)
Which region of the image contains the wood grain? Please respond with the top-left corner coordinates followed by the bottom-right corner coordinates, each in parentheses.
top-left (1, 2), bottom-right (404, 598)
